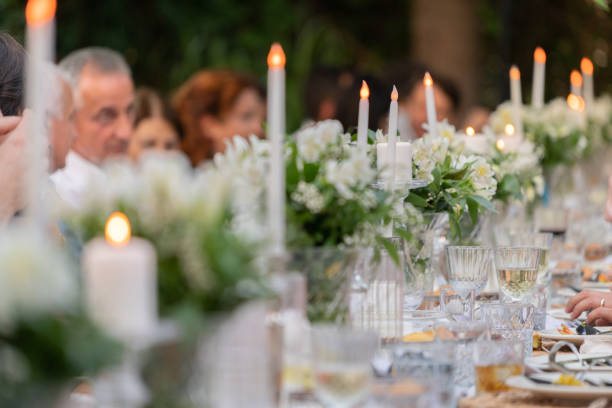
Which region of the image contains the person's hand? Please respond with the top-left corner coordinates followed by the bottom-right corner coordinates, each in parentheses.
top-left (606, 175), bottom-right (612, 223)
top-left (0, 111), bottom-right (30, 223)
top-left (584, 307), bottom-right (612, 326)
top-left (565, 290), bottom-right (612, 320)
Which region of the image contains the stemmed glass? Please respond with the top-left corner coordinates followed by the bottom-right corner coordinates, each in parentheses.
top-left (445, 246), bottom-right (493, 320)
top-left (494, 247), bottom-right (542, 302)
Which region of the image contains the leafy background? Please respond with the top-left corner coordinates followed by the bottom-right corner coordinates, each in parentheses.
top-left (0, 0), bottom-right (610, 131)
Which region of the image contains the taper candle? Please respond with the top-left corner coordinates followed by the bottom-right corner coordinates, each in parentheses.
top-left (357, 81), bottom-right (369, 149)
top-left (509, 66), bottom-right (523, 138)
top-left (423, 72), bottom-right (437, 137)
top-left (531, 47), bottom-right (546, 109)
top-left (581, 58), bottom-right (594, 110)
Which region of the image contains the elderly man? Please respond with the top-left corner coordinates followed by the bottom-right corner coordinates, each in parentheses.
top-left (51, 47), bottom-right (135, 208)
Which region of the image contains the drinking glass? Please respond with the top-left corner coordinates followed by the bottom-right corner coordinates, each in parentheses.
top-left (493, 247), bottom-right (541, 302)
top-left (480, 302), bottom-right (534, 357)
top-left (311, 325), bottom-right (378, 408)
top-left (445, 246), bottom-right (493, 320)
top-left (474, 339), bottom-right (524, 394)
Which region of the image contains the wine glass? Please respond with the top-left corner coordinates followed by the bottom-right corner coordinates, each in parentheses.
top-left (445, 246), bottom-right (493, 320)
top-left (311, 325), bottom-right (378, 408)
top-left (494, 247), bottom-right (542, 302)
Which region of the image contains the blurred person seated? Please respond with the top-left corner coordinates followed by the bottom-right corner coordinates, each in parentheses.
top-left (335, 73), bottom-right (389, 134)
top-left (0, 113), bottom-right (29, 225)
top-left (462, 106), bottom-right (491, 134)
top-left (173, 70), bottom-right (264, 166)
top-left (304, 66), bottom-right (354, 124)
top-left (51, 47), bottom-right (135, 208)
top-left (0, 33), bottom-right (25, 116)
top-left (384, 61), bottom-right (460, 139)
top-left (128, 88), bottom-right (181, 161)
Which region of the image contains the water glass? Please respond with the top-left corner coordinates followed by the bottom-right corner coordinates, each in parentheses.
top-left (493, 247), bottom-right (541, 302)
top-left (311, 325), bottom-right (378, 408)
top-left (473, 339), bottom-right (524, 393)
top-left (480, 303), bottom-right (534, 357)
top-left (446, 246), bottom-right (493, 320)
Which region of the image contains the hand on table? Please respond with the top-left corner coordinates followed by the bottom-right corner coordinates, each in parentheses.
top-left (565, 290), bottom-right (612, 325)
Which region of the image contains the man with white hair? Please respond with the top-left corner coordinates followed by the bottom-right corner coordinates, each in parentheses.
top-left (51, 47), bottom-right (135, 208)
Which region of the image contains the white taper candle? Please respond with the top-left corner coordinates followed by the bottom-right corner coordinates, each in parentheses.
top-left (357, 81), bottom-right (369, 149)
top-left (531, 47), bottom-right (546, 109)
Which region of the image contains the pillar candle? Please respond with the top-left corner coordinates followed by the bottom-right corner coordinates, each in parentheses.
top-left (423, 72), bottom-right (437, 137)
top-left (531, 47), bottom-right (546, 109)
top-left (24, 0), bottom-right (56, 225)
top-left (509, 66), bottom-right (523, 139)
top-left (376, 142), bottom-right (412, 182)
top-left (82, 213), bottom-right (158, 343)
top-left (266, 43), bottom-right (286, 256)
top-left (581, 58), bottom-right (594, 111)
top-left (357, 81), bottom-right (369, 149)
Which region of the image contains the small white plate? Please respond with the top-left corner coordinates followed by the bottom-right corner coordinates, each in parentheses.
top-left (537, 327), bottom-right (612, 346)
top-left (582, 281), bottom-right (611, 290)
top-left (507, 373), bottom-right (612, 400)
top-left (526, 353), bottom-right (612, 372)
top-left (548, 309), bottom-right (587, 321)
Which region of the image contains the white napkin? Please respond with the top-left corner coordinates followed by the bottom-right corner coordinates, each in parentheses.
top-left (580, 335), bottom-right (612, 354)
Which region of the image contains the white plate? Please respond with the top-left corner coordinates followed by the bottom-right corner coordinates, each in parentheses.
top-left (582, 281), bottom-right (611, 290)
top-left (507, 373), bottom-right (612, 400)
top-left (548, 309), bottom-right (587, 321)
top-left (537, 327), bottom-right (612, 345)
top-left (526, 353), bottom-right (612, 372)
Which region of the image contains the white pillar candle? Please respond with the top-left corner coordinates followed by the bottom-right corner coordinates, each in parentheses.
top-left (423, 72), bottom-right (437, 137)
top-left (376, 142), bottom-right (412, 182)
top-left (24, 0), bottom-right (56, 225)
top-left (509, 66), bottom-right (523, 139)
top-left (531, 47), bottom-right (546, 109)
top-left (581, 58), bottom-right (594, 111)
top-left (266, 43), bottom-right (286, 256)
top-left (463, 128), bottom-right (489, 155)
top-left (570, 70), bottom-right (582, 97)
top-left (357, 81), bottom-right (369, 149)
top-left (388, 86), bottom-right (399, 182)
top-left (82, 213), bottom-right (158, 343)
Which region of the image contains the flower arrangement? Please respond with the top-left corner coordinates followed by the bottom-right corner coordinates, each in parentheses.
top-left (404, 120), bottom-right (497, 238)
top-left (0, 224), bottom-right (120, 405)
top-left (59, 154), bottom-right (268, 320)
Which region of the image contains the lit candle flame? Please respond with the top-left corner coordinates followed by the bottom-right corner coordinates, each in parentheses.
top-left (360, 80), bottom-right (370, 99)
top-left (570, 70), bottom-right (583, 87)
top-left (534, 47), bottom-right (546, 64)
top-left (25, 0), bottom-right (56, 26)
top-left (567, 94), bottom-right (585, 112)
top-left (423, 72), bottom-right (433, 88)
top-left (504, 123), bottom-right (515, 136)
top-left (509, 66), bottom-right (520, 80)
top-left (496, 139), bottom-right (505, 151)
top-left (465, 126), bottom-right (475, 137)
top-left (105, 212), bottom-right (131, 247)
top-left (580, 58), bottom-right (594, 76)
top-left (267, 43), bottom-right (286, 69)
top-left (391, 85), bottom-right (398, 101)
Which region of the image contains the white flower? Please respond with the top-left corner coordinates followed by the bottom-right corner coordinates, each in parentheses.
top-left (0, 225), bottom-right (77, 332)
top-left (291, 182), bottom-right (325, 213)
top-left (469, 156), bottom-right (497, 200)
top-left (489, 101), bottom-right (515, 134)
top-left (296, 120), bottom-right (344, 162)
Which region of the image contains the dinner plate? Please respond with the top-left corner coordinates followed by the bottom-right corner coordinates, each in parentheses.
top-left (548, 309), bottom-right (587, 321)
top-left (507, 373), bottom-right (612, 400)
top-left (537, 327), bottom-right (612, 346)
top-left (582, 281), bottom-right (611, 290)
top-left (526, 353), bottom-right (612, 372)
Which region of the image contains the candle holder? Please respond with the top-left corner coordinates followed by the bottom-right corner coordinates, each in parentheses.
top-left (371, 179), bottom-right (429, 197)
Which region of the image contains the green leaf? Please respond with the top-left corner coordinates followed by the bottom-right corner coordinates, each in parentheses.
top-left (377, 236), bottom-right (400, 266)
top-left (405, 193), bottom-right (428, 208)
top-left (594, 0), bottom-right (610, 11)
top-left (466, 197), bottom-right (479, 225)
top-left (467, 194), bottom-right (497, 213)
top-left (303, 162), bottom-right (319, 182)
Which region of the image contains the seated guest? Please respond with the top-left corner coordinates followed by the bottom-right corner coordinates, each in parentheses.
top-left (172, 70), bottom-right (265, 166)
top-left (0, 33), bottom-right (26, 116)
top-left (304, 66), bottom-right (354, 124)
top-left (128, 88), bottom-right (181, 161)
top-left (384, 61), bottom-right (460, 139)
top-left (0, 112), bottom-right (28, 225)
top-left (51, 47), bottom-right (135, 208)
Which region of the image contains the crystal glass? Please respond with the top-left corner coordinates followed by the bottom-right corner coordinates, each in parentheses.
top-left (434, 320), bottom-right (488, 392)
top-left (445, 246), bottom-right (493, 320)
top-left (311, 325), bottom-right (378, 408)
top-left (493, 247), bottom-right (541, 302)
top-left (473, 339), bottom-right (524, 394)
top-left (480, 302), bottom-right (534, 357)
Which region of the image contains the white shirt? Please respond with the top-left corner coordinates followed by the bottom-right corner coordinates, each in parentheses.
top-left (50, 151), bottom-right (106, 209)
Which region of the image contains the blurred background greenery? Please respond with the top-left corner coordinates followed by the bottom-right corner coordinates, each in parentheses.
top-left (0, 0), bottom-right (610, 131)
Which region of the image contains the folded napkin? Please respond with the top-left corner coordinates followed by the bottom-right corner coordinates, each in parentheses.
top-left (580, 335), bottom-right (612, 353)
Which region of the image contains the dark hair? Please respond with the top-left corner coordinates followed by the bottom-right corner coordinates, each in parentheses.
top-left (134, 87), bottom-right (183, 139)
top-left (304, 66), bottom-right (354, 121)
top-left (0, 33), bottom-right (26, 116)
top-left (384, 60), bottom-right (461, 112)
top-left (335, 73), bottom-right (388, 132)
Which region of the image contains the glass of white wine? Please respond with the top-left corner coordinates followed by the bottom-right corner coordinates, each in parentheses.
top-left (494, 247), bottom-right (542, 302)
top-left (312, 325), bottom-right (378, 408)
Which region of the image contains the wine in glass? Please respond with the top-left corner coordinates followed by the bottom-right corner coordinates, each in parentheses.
top-left (445, 246), bottom-right (493, 320)
top-left (494, 247), bottom-right (542, 302)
